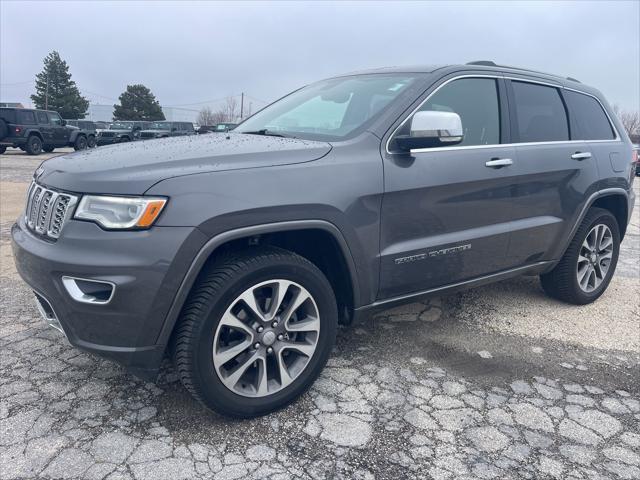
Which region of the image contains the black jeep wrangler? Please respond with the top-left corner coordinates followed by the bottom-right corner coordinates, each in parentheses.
top-left (138, 121), bottom-right (196, 139)
top-left (0, 108), bottom-right (90, 155)
top-left (64, 120), bottom-right (98, 148)
top-left (96, 121), bottom-right (150, 146)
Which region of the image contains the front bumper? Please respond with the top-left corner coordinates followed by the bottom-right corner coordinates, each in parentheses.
top-left (96, 136), bottom-right (121, 146)
top-left (11, 217), bottom-right (205, 380)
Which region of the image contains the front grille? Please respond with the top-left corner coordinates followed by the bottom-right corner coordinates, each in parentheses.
top-left (100, 131), bottom-right (116, 138)
top-left (25, 182), bottom-right (78, 239)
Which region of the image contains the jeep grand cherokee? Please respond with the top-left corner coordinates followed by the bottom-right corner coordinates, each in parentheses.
top-left (11, 62), bottom-right (636, 417)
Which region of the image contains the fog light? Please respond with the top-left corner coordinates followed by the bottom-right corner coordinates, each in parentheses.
top-left (62, 276), bottom-right (115, 304)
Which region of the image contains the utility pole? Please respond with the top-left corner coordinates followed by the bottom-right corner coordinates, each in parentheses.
top-left (240, 92), bottom-right (244, 120)
top-left (45, 74), bottom-right (49, 110)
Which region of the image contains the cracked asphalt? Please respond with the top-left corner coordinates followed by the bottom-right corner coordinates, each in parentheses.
top-left (1, 149), bottom-right (639, 480)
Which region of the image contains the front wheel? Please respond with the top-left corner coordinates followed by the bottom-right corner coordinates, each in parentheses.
top-left (43, 145), bottom-right (55, 153)
top-left (87, 135), bottom-right (97, 148)
top-left (173, 247), bottom-right (338, 417)
top-left (541, 208), bottom-right (620, 305)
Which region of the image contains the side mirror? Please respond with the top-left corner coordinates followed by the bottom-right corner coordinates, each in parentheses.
top-left (395, 111), bottom-right (463, 151)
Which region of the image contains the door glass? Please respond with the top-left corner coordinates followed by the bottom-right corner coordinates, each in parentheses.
top-left (413, 78), bottom-right (501, 147)
top-left (47, 112), bottom-right (63, 126)
top-left (37, 112), bottom-right (49, 124)
top-left (17, 111), bottom-right (36, 124)
top-left (564, 90), bottom-right (615, 140)
top-left (512, 81), bottom-right (569, 142)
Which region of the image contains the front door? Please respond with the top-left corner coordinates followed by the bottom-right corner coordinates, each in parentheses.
top-left (379, 76), bottom-right (517, 299)
top-left (47, 112), bottom-right (67, 146)
top-left (36, 111), bottom-right (53, 144)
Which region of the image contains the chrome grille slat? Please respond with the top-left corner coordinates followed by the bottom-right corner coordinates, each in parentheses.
top-left (24, 182), bottom-right (77, 240)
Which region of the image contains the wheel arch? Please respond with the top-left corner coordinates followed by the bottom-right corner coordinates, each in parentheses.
top-left (155, 220), bottom-right (360, 349)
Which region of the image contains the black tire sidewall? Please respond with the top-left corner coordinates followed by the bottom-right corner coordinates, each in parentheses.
top-left (567, 211), bottom-right (620, 303)
top-left (87, 135), bottom-right (96, 148)
top-left (192, 259), bottom-right (337, 416)
top-left (0, 146), bottom-right (6, 154)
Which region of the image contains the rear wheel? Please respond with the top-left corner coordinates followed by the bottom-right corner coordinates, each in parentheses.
top-left (541, 208), bottom-right (619, 305)
top-left (87, 135), bottom-right (97, 148)
top-left (173, 247), bottom-right (338, 417)
top-left (74, 135), bottom-right (87, 151)
top-left (25, 135), bottom-right (43, 155)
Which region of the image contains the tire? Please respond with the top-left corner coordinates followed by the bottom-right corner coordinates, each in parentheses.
top-left (119, 136), bottom-right (130, 143)
top-left (43, 145), bottom-right (55, 153)
top-left (25, 135), bottom-right (43, 155)
top-left (173, 246), bottom-right (338, 417)
top-left (74, 135), bottom-right (87, 151)
top-left (0, 146), bottom-right (6, 154)
top-left (540, 207), bottom-right (620, 305)
top-left (87, 135), bottom-right (97, 148)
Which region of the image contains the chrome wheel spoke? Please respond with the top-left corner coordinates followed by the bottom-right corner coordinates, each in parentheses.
top-left (576, 223), bottom-right (615, 293)
top-left (268, 280), bottom-right (291, 320)
top-left (577, 254), bottom-right (590, 265)
top-left (256, 357), bottom-right (269, 396)
top-left (281, 341), bottom-right (316, 357)
top-left (285, 315), bottom-right (320, 333)
top-left (215, 339), bottom-right (253, 366)
top-left (239, 289), bottom-right (266, 321)
top-left (282, 287), bottom-right (311, 325)
top-left (599, 235), bottom-right (613, 251)
top-left (600, 251), bottom-right (613, 262)
top-left (223, 351), bottom-right (260, 388)
top-left (219, 312), bottom-right (254, 337)
top-left (276, 351), bottom-right (293, 389)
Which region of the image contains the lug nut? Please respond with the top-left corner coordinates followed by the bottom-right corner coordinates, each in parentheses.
top-left (272, 321), bottom-right (278, 328)
top-left (257, 326), bottom-right (264, 333)
top-left (277, 334), bottom-right (284, 341)
top-left (267, 347), bottom-right (273, 354)
top-left (254, 342), bottom-right (260, 349)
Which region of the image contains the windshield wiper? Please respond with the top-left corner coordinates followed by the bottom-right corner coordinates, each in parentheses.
top-left (241, 129), bottom-right (294, 138)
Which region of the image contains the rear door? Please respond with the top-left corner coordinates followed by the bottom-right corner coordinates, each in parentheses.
top-left (504, 78), bottom-right (598, 266)
top-left (379, 75), bottom-right (517, 299)
top-left (36, 111), bottom-right (54, 144)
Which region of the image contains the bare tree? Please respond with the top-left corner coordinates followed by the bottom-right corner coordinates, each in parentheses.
top-left (210, 96), bottom-right (240, 123)
top-left (613, 105), bottom-right (640, 137)
top-left (197, 106), bottom-right (216, 126)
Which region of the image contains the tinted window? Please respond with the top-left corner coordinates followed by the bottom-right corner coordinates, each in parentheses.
top-left (565, 90), bottom-right (615, 140)
top-left (512, 81), bottom-right (569, 142)
top-left (37, 112), bottom-right (48, 124)
top-left (0, 108), bottom-right (17, 123)
top-left (17, 111), bottom-right (36, 124)
top-left (416, 78), bottom-right (500, 146)
top-left (47, 112), bottom-right (62, 126)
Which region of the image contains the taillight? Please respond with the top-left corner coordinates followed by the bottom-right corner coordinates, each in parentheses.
top-left (14, 127), bottom-right (21, 134)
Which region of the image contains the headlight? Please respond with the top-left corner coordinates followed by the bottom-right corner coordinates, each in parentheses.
top-left (75, 195), bottom-right (167, 229)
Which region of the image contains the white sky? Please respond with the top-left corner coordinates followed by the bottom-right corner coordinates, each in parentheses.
top-left (1, 1), bottom-right (639, 113)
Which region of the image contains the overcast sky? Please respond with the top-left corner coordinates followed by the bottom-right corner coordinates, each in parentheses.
top-left (1, 0), bottom-right (639, 115)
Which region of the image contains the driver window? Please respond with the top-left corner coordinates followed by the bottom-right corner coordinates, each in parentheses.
top-left (47, 112), bottom-right (63, 126)
top-left (411, 78), bottom-right (500, 147)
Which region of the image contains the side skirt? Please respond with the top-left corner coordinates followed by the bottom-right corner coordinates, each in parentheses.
top-left (352, 261), bottom-right (553, 323)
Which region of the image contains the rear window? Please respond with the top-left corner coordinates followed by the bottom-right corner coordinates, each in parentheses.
top-left (564, 91), bottom-right (615, 140)
top-left (511, 81), bottom-right (569, 143)
top-left (0, 108), bottom-right (17, 123)
top-left (17, 110), bottom-right (36, 125)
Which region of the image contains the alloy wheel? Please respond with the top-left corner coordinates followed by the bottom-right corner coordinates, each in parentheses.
top-left (576, 223), bottom-right (613, 293)
top-left (212, 279), bottom-right (320, 397)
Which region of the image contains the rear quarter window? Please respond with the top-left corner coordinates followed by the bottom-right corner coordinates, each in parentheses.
top-left (511, 81), bottom-right (569, 143)
top-left (17, 110), bottom-right (36, 125)
top-left (564, 90), bottom-right (616, 140)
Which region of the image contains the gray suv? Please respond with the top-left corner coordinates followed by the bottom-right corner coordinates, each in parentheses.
top-left (11, 62), bottom-right (637, 417)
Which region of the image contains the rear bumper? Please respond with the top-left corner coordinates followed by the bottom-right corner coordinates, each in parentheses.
top-left (11, 217), bottom-right (206, 380)
top-left (0, 137), bottom-right (27, 147)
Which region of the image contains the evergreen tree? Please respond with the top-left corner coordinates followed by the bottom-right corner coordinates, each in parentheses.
top-left (31, 51), bottom-right (89, 119)
top-left (113, 85), bottom-right (165, 121)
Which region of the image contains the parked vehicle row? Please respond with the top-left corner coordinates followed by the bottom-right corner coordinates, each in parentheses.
top-left (198, 122), bottom-right (237, 134)
top-left (0, 107), bottom-right (94, 155)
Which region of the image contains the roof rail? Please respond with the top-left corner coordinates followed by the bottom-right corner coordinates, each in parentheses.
top-left (465, 60), bottom-right (580, 83)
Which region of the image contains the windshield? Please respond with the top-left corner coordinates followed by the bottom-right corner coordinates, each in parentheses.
top-left (235, 74), bottom-right (417, 141)
top-left (110, 122), bottom-right (133, 130)
top-left (149, 122), bottom-right (170, 130)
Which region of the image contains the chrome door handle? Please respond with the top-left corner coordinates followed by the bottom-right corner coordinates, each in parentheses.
top-left (571, 152), bottom-right (592, 160)
top-left (485, 158), bottom-right (513, 168)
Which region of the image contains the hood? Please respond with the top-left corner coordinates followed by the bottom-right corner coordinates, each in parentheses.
top-left (37, 133), bottom-right (332, 194)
